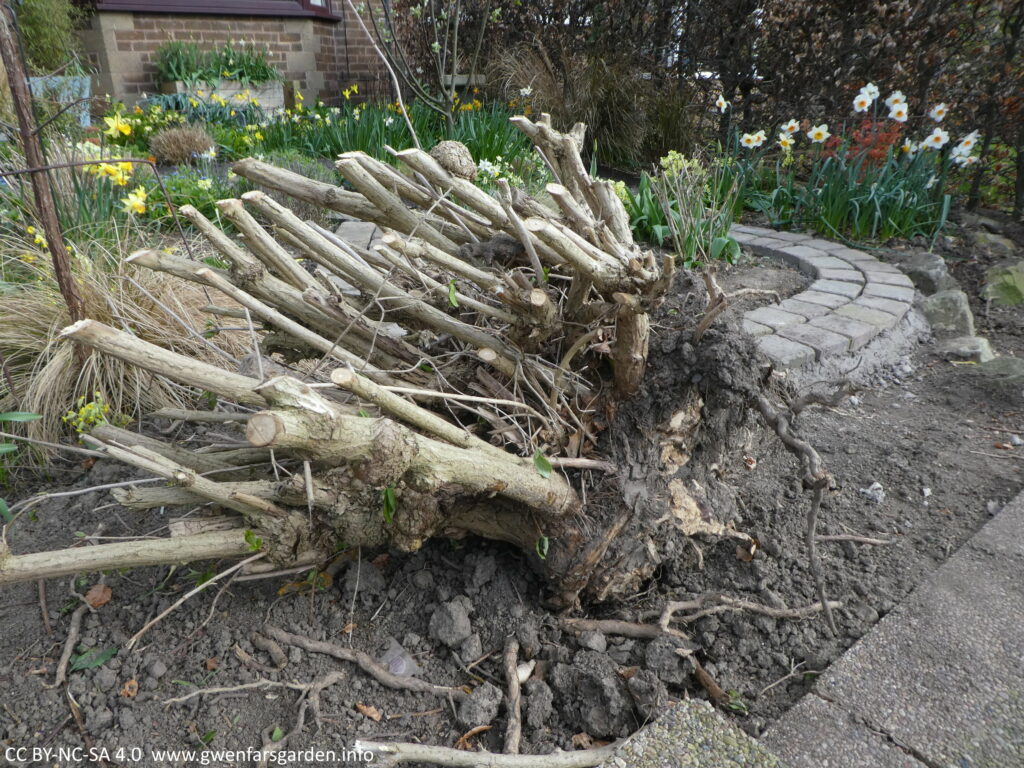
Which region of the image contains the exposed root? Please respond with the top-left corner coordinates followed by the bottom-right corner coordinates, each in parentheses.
top-left (502, 639), bottom-right (522, 755)
top-left (645, 594), bottom-right (843, 627)
top-left (262, 624), bottom-right (469, 701)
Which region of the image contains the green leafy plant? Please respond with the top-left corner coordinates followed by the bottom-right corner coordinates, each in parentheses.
top-left (17, 0), bottom-right (84, 74)
top-left (244, 529), bottom-right (263, 552)
top-left (532, 449), bottom-right (552, 479)
top-left (985, 262), bottom-right (1024, 306)
top-left (70, 646), bottom-right (117, 672)
top-left (0, 411), bottom-right (41, 522)
top-left (62, 392), bottom-right (110, 434)
top-left (155, 42), bottom-right (207, 84)
top-left (382, 485), bottom-right (397, 524)
top-left (154, 40), bottom-right (280, 86)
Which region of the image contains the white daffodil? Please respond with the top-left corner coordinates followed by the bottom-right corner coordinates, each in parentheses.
top-left (778, 133), bottom-right (795, 150)
top-left (740, 132), bottom-right (759, 148)
top-left (928, 103), bottom-right (948, 122)
top-left (923, 128), bottom-right (950, 149)
top-left (860, 83), bottom-right (880, 100)
top-left (716, 95), bottom-right (729, 113)
top-left (888, 102), bottom-right (909, 122)
top-left (807, 123), bottom-right (830, 143)
top-left (885, 90), bottom-right (906, 109)
top-left (853, 93), bottom-right (872, 112)
top-left (752, 130), bottom-right (767, 147)
top-left (952, 153), bottom-right (975, 166)
top-left (783, 119), bottom-right (800, 134)
top-left (925, 174), bottom-right (938, 189)
top-left (964, 155), bottom-right (978, 166)
top-left (519, 86), bottom-right (533, 98)
top-left (954, 130), bottom-right (980, 155)
top-left (901, 139), bottom-right (918, 157)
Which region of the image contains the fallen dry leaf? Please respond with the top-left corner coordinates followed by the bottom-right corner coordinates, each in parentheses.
top-left (616, 666), bottom-right (639, 680)
top-left (355, 703), bottom-right (382, 722)
top-left (572, 732), bottom-right (594, 749)
top-left (341, 622), bottom-right (356, 634)
top-left (205, 657), bottom-right (219, 671)
top-left (370, 553), bottom-right (390, 569)
top-left (743, 455), bottom-right (757, 470)
top-left (995, 442), bottom-right (1012, 450)
top-left (80, 458), bottom-right (96, 471)
top-left (120, 679), bottom-right (138, 698)
top-left (84, 584), bottom-right (112, 609)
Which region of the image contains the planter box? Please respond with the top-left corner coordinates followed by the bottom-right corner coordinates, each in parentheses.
top-left (161, 80), bottom-right (285, 111)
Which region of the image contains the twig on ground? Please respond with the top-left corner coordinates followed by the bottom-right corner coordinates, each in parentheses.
top-left (125, 551), bottom-right (266, 651)
top-left (251, 632), bottom-right (289, 669)
top-left (164, 678), bottom-right (306, 707)
top-left (503, 639), bottom-right (522, 755)
top-left (44, 602), bottom-right (87, 690)
top-left (354, 739), bottom-right (623, 767)
top-left (692, 658), bottom-right (728, 707)
top-left (38, 579), bottom-right (51, 634)
top-left (561, 617), bottom-right (667, 640)
top-left (817, 534), bottom-right (892, 545)
top-left (757, 660), bottom-right (811, 697)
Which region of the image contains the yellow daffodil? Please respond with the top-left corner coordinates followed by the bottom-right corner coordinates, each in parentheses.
top-left (103, 114), bottom-right (131, 138)
top-left (295, 91), bottom-right (304, 102)
top-left (807, 124), bottom-right (830, 143)
top-left (923, 128), bottom-right (950, 149)
top-left (120, 187), bottom-right (147, 215)
top-left (928, 103), bottom-right (948, 122)
top-left (888, 103), bottom-right (909, 122)
top-left (117, 162), bottom-right (134, 175)
top-left (783, 119), bottom-right (800, 135)
top-left (777, 133), bottom-right (794, 150)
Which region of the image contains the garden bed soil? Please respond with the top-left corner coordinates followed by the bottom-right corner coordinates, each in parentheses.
top-left (1, 244), bottom-right (1021, 766)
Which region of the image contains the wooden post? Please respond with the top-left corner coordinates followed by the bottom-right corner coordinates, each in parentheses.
top-left (0, 5), bottom-right (84, 323)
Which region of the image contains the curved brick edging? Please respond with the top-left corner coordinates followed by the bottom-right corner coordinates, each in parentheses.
top-left (729, 225), bottom-right (916, 369)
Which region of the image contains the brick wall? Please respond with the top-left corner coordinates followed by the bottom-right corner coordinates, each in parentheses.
top-left (81, 7), bottom-right (389, 106)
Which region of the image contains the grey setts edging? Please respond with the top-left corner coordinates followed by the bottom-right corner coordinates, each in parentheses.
top-left (730, 225), bottom-right (915, 369)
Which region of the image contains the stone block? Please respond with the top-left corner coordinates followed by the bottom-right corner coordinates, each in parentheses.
top-left (894, 251), bottom-right (957, 294)
top-left (756, 335), bottom-right (815, 369)
top-left (862, 270), bottom-right (914, 288)
top-left (835, 303), bottom-right (899, 330)
top-left (809, 279), bottom-right (862, 299)
top-left (937, 336), bottom-right (994, 363)
top-left (777, 323), bottom-right (851, 358)
top-left (809, 314), bottom-right (879, 350)
top-left (818, 268), bottom-right (865, 283)
top-left (796, 291), bottom-right (850, 309)
top-left (862, 283), bottom-right (915, 302)
top-left (854, 295), bottom-right (910, 318)
top-left (742, 319), bottom-right (773, 337)
top-left (744, 306), bottom-right (806, 330)
top-left (921, 289), bottom-right (974, 336)
top-left (777, 298), bottom-right (831, 319)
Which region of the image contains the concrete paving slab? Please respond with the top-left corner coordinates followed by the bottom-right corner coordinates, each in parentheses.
top-left (809, 314), bottom-right (879, 350)
top-left (809, 280), bottom-right (862, 299)
top-left (777, 298), bottom-right (831, 319)
top-left (762, 694), bottom-right (924, 768)
top-left (809, 492), bottom-right (1024, 768)
top-left (766, 230), bottom-right (813, 243)
top-left (757, 335), bottom-right (815, 368)
top-left (777, 323), bottom-right (851, 358)
top-left (601, 700), bottom-right (782, 767)
top-left (745, 306), bottom-right (807, 330)
top-left (335, 220), bottom-right (380, 250)
top-left (799, 238), bottom-right (842, 252)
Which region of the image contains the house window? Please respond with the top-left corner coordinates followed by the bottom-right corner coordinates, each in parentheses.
top-left (93, 1), bottom-right (338, 20)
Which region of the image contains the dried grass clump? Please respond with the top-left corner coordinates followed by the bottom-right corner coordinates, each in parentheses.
top-left (149, 124), bottom-right (215, 165)
top-left (0, 237), bottom-right (250, 442)
top-left (488, 44), bottom-right (648, 167)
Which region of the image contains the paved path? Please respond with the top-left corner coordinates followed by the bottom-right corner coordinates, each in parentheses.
top-left (762, 488), bottom-right (1024, 767)
top-left (730, 225), bottom-right (916, 369)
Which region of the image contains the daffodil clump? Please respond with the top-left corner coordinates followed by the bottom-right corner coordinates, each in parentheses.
top-left (712, 82), bottom-right (983, 242)
top-left (100, 102), bottom-right (185, 149)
